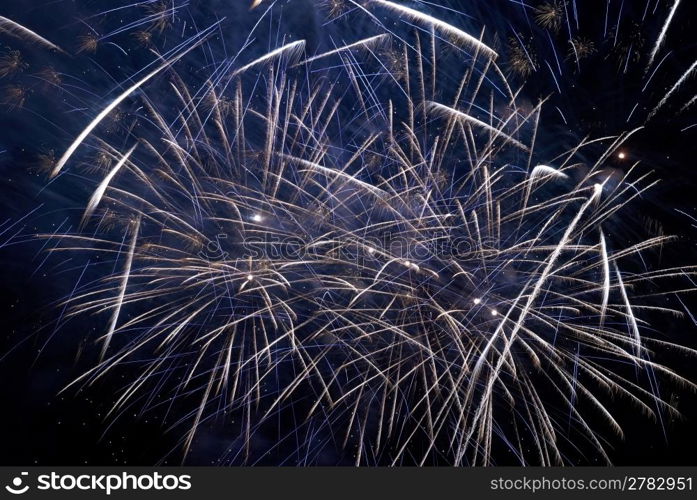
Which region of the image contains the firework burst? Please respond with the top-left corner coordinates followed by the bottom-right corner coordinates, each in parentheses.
top-left (10, 0), bottom-right (697, 465)
top-left (534, 1), bottom-right (566, 33)
top-left (0, 49), bottom-right (27, 78)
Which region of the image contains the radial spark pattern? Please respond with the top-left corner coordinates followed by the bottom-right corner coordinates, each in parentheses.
top-left (9, 0), bottom-right (696, 465)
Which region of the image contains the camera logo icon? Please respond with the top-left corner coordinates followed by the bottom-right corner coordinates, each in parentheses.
top-left (5, 472), bottom-right (29, 495)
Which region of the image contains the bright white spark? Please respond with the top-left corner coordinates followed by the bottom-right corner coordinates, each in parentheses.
top-left (280, 154), bottom-right (387, 197)
top-left (648, 59), bottom-right (697, 120)
top-left (51, 44), bottom-right (201, 178)
top-left (615, 264), bottom-right (642, 358)
top-left (647, 0), bottom-right (681, 69)
top-left (101, 217), bottom-right (140, 359)
top-left (530, 164), bottom-right (569, 180)
top-left (296, 34), bottom-right (389, 66)
top-left (231, 40), bottom-right (305, 77)
top-left (83, 144), bottom-right (137, 222)
top-left (427, 101), bottom-right (530, 151)
top-left (599, 231), bottom-right (611, 325)
top-left (0, 16), bottom-right (66, 54)
top-left (371, 0), bottom-right (497, 59)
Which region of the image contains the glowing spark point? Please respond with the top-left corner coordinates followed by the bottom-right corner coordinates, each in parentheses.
top-left (367, 247), bottom-right (375, 254)
top-left (618, 152), bottom-right (626, 159)
top-left (247, 275), bottom-right (254, 281)
top-left (491, 309), bottom-right (498, 317)
top-left (473, 298), bottom-right (481, 305)
top-left (252, 214), bottom-right (263, 222)
top-left (403, 260), bottom-right (411, 267)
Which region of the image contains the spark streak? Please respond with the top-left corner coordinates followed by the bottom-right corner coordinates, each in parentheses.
top-left (646, 0), bottom-right (681, 70)
top-left (101, 216), bottom-right (140, 359)
top-left (0, 16), bottom-right (66, 54)
top-left (648, 59), bottom-right (697, 120)
top-left (83, 145), bottom-right (137, 222)
top-left (50, 27), bottom-right (216, 177)
top-left (29, 0), bottom-right (696, 466)
top-left (371, 0), bottom-right (497, 59)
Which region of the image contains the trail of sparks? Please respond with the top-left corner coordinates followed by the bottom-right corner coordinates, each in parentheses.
top-left (371, 0), bottom-right (497, 59)
top-left (0, 16), bottom-right (66, 54)
top-left (50, 23), bottom-right (219, 177)
top-left (648, 59), bottom-right (697, 120)
top-left (102, 216), bottom-right (140, 359)
top-left (26, 0), bottom-right (697, 466)
top-left (646, 0), bottom-right (681, 70)
top-left (83, 145), bottom-right (137, 222)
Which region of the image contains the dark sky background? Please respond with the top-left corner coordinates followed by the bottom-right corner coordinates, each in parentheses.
top-left (0, 0), bottom-right (696, 466)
